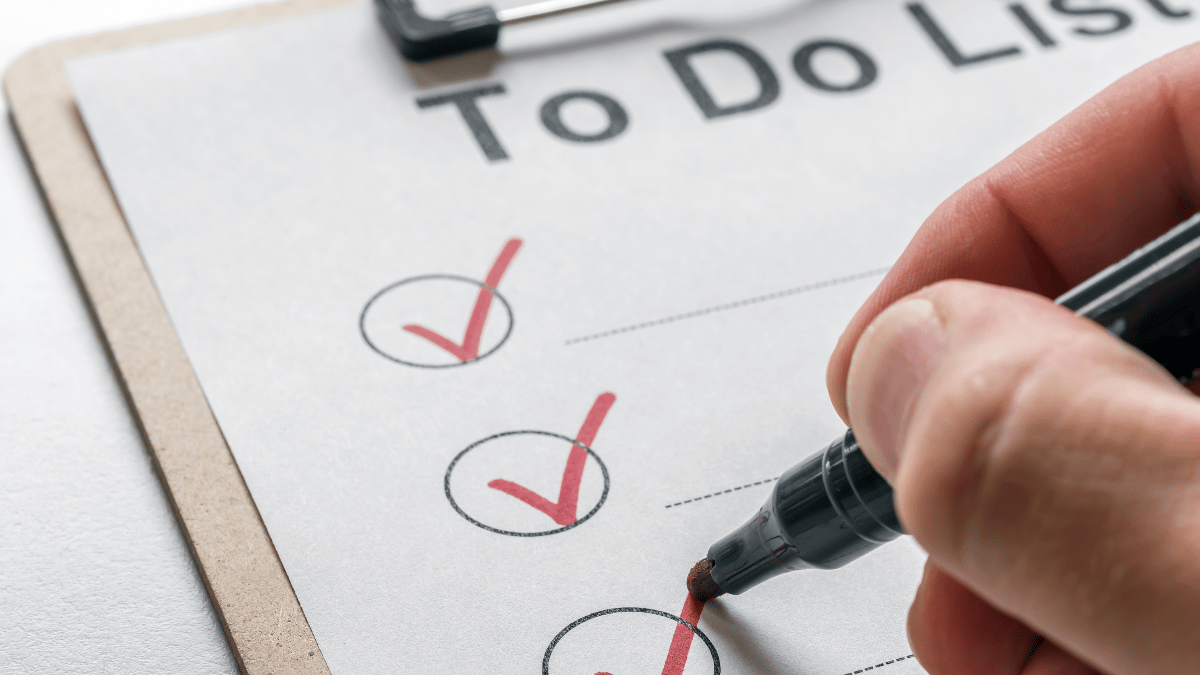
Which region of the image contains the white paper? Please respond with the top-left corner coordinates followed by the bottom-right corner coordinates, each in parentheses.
top-left (66, 1), bottom-right (1200, 673)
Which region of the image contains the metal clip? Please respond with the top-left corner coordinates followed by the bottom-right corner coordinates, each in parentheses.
top-left (376, 0), bottom-right (640, 61)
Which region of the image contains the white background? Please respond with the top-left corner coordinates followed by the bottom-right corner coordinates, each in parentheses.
top-left (1, 2), bottom-right (253, 673)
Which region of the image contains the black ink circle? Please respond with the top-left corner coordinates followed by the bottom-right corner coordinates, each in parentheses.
top-left (792, 39), bottom-right (878, 93)
top-left (540, 91), bottom-right (630, 143)
top-left (445, 430), bottom-right (610, 537)
top-left (359, 274), bottom-right (513, 368)
top-left (542, 607), bottom-right (721, 675)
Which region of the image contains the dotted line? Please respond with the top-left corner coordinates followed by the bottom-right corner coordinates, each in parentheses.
top-left (840, 654), bottom-right (917, 675)
top-left (664, 477), bottom-right (779, 509)
top-left (564, 267), bottom-right (890, 346)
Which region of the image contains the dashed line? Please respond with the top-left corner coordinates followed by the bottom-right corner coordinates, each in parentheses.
top-left (841, 654), bottom-right (917, 675)
top-left (664, 477), bottom-right (779, 509)
top-left (564, 267), bottom-right (890, 345)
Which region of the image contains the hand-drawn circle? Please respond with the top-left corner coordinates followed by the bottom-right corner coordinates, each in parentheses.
top-left (359, 274), bottom-right (513, 368)
top-left (542, 607), bottom-right (720, 675)
top-left (445, 430), bottom-right (610, 537)
top-left (540, 90), bottom-right (629, 143)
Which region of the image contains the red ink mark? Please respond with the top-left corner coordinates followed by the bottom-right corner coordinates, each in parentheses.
top-left (403, 238), bottom-right (522, 362)
top-left (488, 393), bottom-right (616, 526)
top-left (661, 594), bottom-right (705, 675)
top-left (590, 595), bottom-right (705, 675)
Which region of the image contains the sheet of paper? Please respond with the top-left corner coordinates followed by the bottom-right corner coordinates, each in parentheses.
top-left (66, 1), bottom-right (1199, 673)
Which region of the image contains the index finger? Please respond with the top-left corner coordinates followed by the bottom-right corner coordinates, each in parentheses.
top-left (827, 42), bottom-right (1200, 422)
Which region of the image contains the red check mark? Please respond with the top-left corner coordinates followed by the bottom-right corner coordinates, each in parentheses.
top-left (595, 594), bottom-right (706, 675)
top-left (659, 594), bottom-right (705, 675)
top-left (487, 393), bottom-right (616, 526)
top-left (403, 238), bottom-right (522, 362)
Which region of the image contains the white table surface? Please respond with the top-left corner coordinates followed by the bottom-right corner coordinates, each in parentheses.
top-left (1, 2), bottom-right (258, 673)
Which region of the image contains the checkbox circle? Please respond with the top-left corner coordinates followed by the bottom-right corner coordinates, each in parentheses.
top-left (542, 607), bottom-right (720, 675)
top-left (360, 274), bottom-right (514, 368)
top-left (445, 430), bottom-right (610, 537)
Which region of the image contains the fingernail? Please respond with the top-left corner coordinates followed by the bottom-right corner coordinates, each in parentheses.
top-left (846, 297), bottom-right (946, 477)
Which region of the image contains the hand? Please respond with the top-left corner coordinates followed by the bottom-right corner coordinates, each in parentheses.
top-left (826, 44), bottom-right (1200, 674)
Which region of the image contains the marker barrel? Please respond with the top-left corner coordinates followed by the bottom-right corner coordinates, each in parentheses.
top-left (702, 213), bottom-right (1200, 597)
top-left (706, 429), bottom-right (904, 595)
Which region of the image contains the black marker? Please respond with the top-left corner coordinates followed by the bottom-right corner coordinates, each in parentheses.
top-left (687, 212), bottom-right (1200, 600)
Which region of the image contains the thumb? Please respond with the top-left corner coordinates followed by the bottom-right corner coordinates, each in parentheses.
top-left (845, 280), bottom-right (1200, 675)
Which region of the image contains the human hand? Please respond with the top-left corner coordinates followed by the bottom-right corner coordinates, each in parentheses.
top-left (826, 44), bottom-right (1200, 675)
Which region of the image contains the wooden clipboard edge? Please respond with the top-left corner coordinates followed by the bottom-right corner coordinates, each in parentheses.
top-left (4, 2), bottom-right (361, 673)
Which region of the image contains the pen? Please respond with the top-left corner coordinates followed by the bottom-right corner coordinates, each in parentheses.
top-left (687, 211), bottom-right (1200, 600)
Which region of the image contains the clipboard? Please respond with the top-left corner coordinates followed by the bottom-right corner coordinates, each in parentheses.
top-left (10, 1), bottom-right (1198, 672)
top-left (4, 2), bottom-right (357, 673)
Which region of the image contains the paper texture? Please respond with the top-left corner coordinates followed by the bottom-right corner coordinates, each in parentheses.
top-left (66, 1), bottom-right (1198, 673)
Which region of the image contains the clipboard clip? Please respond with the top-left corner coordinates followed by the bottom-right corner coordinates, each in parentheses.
top-left (376, 0), bottom-right (639, 61)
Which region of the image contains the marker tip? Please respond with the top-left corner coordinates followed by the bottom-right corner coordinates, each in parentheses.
top-left (686, 557), bottom-right (726, 601)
